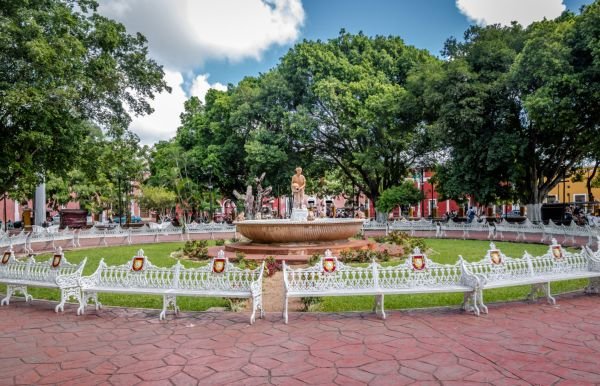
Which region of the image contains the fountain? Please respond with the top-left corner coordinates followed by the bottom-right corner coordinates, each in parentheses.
top-left (221, 168), bottom-right (372, 262)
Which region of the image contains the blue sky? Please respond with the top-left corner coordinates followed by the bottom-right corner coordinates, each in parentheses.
top-left (201, 0), bottom-right (593, 87)
top-left (97, 0), bottom-right (594, 144)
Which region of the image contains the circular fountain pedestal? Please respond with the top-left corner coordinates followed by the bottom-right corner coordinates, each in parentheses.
top-left (211, 218), bottom-right (373, 263)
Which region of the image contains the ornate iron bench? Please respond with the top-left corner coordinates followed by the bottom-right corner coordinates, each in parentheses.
top-left (440, 219), bottom-right (490, 239)
top-left (464, 239), bottom-right (600, 313)
top-left (0, 246), bottom-right (86, 312)
top-left (78, 250), bottom-right (265, 324)
top-left (282, 249), bottom-right (482, 323)
top-left (375, 248), bottom-right (483, 318)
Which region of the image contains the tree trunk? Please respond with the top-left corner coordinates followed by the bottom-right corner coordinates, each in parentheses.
top-left (587, 161), bottom-right (598, 203)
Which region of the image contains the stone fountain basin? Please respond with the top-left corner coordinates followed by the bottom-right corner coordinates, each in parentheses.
top-left (234, 218), bottom-right (365, 243)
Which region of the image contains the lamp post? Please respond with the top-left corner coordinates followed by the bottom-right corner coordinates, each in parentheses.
top-left (207, 166), bottom-right (213, 223)
top-left (117, 174), bottom-right (122, 226)
top-left (430, 180), bottom-right (435, 222)
top-left (420, 168), bottom-right (425, 218)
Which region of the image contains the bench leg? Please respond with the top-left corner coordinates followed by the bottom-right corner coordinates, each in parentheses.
top-left (528, 283), bottom-right (556, 305)
top-left (1, 285), bottom-right (33, 306)
top-left (585, 277), bottom-right (600, 294)
top-left (283, 295), bottom-right (289, 324)
top-left (55, 287), bottom-right (82, 313)
top-left (78, 292), bottom-right (101, 315)
top-left (250, 290), bottom-right (263, 325)
top-left (373, 294), bottom-right (386, 319)
top-left (160, 295), bottom-right (178, 320)
top-left (461, 291), bottom-right (480, 316)
top-left (477, 289), bottom-right (488, 314)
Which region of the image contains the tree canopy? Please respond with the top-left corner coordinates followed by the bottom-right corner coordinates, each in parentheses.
top-left (429, 2), bottom-right (600, 219)
top-left (0, 0), bottom-right (169, 195)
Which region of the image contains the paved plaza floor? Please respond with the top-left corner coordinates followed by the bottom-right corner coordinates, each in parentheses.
top-left (1, 294), bottom-right (600, 385)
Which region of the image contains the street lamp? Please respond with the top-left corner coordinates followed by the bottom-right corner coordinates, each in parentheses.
top-left (117, 174), bottom-right (122, 226)
top-left (207, 166), bottom-right (213, 223)
top-left (420, 168), bottom-right (425, 218)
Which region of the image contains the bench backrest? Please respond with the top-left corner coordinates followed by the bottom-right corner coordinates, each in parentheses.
top-left (466, 240), bottom-right (589, 282)
top-left (0, 247), bottom-right (85, 283)
top-left (529, 239), bottom-right (588, 275)
top-left (177, 254), bottom-right (263, 292)
top-left (86, 249), bottom-right (176, 289)
top-left (376, 247), bottom-right (467, 289)
top-left (84, 249), bottom-right (262, 292)
top-left (465, 242), bottom-right (532, 281)
top-left (283, 250), bottom-right (376, 293)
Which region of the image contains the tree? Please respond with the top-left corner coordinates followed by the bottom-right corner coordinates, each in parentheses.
top-left (0, 0), bottom-right (169, 195)
top-left (376, 182), bottom-right (424, 216)
top-left (138, 186), bottom-right (176, 221)
top-left (279, 31), bottom-right (439, 210)
top-left (430, 4), bottom-right (600, 221)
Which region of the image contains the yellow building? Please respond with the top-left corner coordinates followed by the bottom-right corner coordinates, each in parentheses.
top-left (546, 168), bottom-right (600, 206)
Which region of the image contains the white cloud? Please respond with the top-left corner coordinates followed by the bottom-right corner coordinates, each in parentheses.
top-left (190, 74), bottom-right (227, 104)
top-left (129, 71), bottom-right (227, 145)
top-left (99, 0), bottom-right (305, 70)
top-left (456, 0), bottom-right (566, 27)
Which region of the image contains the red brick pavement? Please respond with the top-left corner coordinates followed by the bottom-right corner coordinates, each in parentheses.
top-left (1, 294), bottom-right (600, 385)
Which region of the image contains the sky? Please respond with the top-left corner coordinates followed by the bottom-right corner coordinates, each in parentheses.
top-left (97, 0), bottom-right (594, 145)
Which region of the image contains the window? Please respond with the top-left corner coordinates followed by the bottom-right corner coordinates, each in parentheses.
top-left (574, 194), bottom-right (586, 203)
top-left (547, 195), bottom-right (557, 203)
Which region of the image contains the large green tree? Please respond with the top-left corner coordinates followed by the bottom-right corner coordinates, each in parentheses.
top-left (279, 31), bottom-right (438, 211)
top-left (431, 3), bottom-right (600, 220)
top-left (0, 0), bottom-right (169, 195)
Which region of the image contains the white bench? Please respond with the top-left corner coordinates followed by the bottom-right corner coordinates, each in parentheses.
top-left (78, 250), bottom-right (265, 324)
top-left (440, 220), bottom-right (490, 239)
top-left (282, 249), bottom-right (483, 323)
top-left (464, 239), bottom-right (600, 313)
top-left (0, 246), bottom-right (87, 312)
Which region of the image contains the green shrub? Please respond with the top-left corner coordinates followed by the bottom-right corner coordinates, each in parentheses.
top-left (182, 240), bottom-right (209, 260)
top-left (300, 297), bottom-right (323, 312)
top-left (215, 239), bottom-right (225, 246)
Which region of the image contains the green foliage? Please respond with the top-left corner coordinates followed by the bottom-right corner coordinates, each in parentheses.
top-left (378, 231), bottom-right (427, 253)
top-left (338, 249), bottom-right (391, 263)
top-left (0, 0), bottom-right (168, 195)
top-left (138, 186), bottom-right (177, 217)
top-left (429, 5), bottom-right (600, 210)
top-left (236, 253), bottom-right (259, 270)
top-left (308, 253), bottom-right (321, 266)
top-left (300, 297), bottom-right (323, 312)
top-left (215, 239), bottom-right (225, 246)
top-left (376, 182), bottom-right (424, 214)
top-left (182, 240), bottom-right (209, 260)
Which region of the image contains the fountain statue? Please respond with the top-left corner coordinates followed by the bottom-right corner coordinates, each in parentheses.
top-left (290, 167), bottom-right (308, 221)
top-left (233, 173), bottom-right (273, 220)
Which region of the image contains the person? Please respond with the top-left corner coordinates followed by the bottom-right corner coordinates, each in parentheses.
top-left (467, 207), bottom-right (476, 223)
top-left (291, 167), bottom-right (306, 209)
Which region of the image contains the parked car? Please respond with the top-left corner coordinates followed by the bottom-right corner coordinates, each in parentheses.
top-left (113, 215), bottom-right (142, 224)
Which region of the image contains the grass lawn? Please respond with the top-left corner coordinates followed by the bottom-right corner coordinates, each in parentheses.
top-left (1, 241), bottom-right (229, 311)
top-left (320, 238), bottom-right (588, 312)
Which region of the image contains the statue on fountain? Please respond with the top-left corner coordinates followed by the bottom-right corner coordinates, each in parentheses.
top-left (233, 172), bottom-right (273, 220)
top-left (290, 167), bottom-right (308, 221)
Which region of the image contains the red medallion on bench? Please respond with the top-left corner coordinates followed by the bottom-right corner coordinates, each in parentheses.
top-left (51, 254), bottom-right (62, 268)
top-left (412, 255), bottom-right (426, 271)
top-left (213, 258), bottom-right (226, 273)
top-left (2, 252), bottom-right (10, 265)
top-left (490, 250), bottom-right (502, 265)
top-left (552, 245), bottom-right (563, 260)
top-left (323, 257), bottom-right (336, 273)
top-left (132, 256), bottom-right (145, 271)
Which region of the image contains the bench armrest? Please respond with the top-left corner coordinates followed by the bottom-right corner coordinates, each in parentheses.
top-left (459, 257), bottom-right (483, 288)
top-left (56, 257), bottom-right (87, 289)
top-left (250, 261), bottom-right (265, 296)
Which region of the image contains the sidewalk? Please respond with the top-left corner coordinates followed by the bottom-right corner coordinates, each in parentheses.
top-left (1, 294), bottom-right (600, 385)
